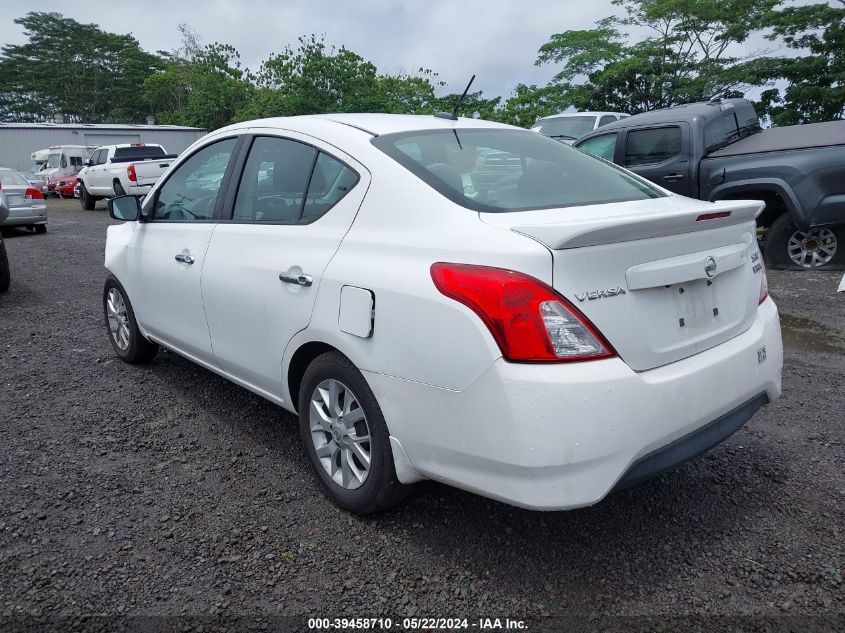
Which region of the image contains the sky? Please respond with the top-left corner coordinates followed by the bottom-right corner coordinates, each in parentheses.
top-left (1, 0), bottom-right (817, 101)
top-left (0, 0), bottom-right (620, 98)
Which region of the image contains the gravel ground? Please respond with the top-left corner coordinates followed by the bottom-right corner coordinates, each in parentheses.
top-left (0, 198), bottom-right (843, 631)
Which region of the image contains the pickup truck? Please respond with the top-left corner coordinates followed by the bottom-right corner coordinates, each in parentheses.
top-left (574, 98), bottom-right (845, 270)
top-left (78, 144), bottom-right (177, 210)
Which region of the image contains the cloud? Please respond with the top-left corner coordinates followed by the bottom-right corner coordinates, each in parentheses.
top-left (1, 0), bottom-right (615, 98)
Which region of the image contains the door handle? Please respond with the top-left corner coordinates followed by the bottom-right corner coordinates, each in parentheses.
top-left (279, 272), bottom-right (313, 287)
top-left (174, 253), bottom-right (195, 265)
top-left (661, 173), bottom-right (686, 182)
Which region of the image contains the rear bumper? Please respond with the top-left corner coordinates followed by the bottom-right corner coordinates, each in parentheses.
top-left (2, 205), bottom-right (48, 226)
top-left (365, 298), bottom-right (783, 510)
top-left (613, 392), bottom-right (768, 490)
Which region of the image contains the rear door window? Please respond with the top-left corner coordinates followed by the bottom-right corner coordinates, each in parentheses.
top-left (624, 127), bottom-right (682, 166)
top-left (233, 136), bottom-right (358, 223)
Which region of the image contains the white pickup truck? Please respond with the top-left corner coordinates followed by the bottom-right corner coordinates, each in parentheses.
top-left (77, 144), bottom-right (177, 210)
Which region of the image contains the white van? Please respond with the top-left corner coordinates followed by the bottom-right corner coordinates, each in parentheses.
top-left (32, 145), bottom-right (97, 181)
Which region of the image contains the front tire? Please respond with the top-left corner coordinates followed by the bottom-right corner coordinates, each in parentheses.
top-left (298, 352), bottom-right (410, 514)
top-left (0, 238), bottom-right (10, 293)
top-left (765, 213), bottom-right (844, 270)
top-left (103, 277), bottom-right (158, 363)
top-left (80, 182), bottom-right (95, 210)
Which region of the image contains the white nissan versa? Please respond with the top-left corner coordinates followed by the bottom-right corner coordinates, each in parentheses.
top-left (103, 114), bottom-right (783, 514)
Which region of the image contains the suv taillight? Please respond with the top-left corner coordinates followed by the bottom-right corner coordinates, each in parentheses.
top-left (430, 263), bottom-right (615, 362)
top-left (25, 187), bottom-right (43, 200)
top-left (127, 165), bottom-right (137, 182)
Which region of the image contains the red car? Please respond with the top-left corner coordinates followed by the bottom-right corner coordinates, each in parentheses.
top-left (46, 175), bottom-right (80, 198)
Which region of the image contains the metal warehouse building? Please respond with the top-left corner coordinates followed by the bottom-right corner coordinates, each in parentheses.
top-left (0, 123), bottom-right (207, 172)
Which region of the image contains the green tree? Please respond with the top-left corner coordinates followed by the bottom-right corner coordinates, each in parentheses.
top-left (0, 12), bottom-right (163, 122)
top-left (145, 41), bottom-right (255, 131)
top-left (241, 35), bottom-right (442, 119)
top-left (760, 0), bottom-right (845, 124)
top-left (535, 0), bottom-right (779, 113)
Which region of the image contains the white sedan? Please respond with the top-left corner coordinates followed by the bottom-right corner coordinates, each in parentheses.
top-left (103, 114), bottom-right (783, 514)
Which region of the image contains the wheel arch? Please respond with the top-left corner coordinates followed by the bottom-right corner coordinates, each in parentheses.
top-left (709, 179), bottom-right (803, 230)
top-left (285, 340), bottom-right (339, 414)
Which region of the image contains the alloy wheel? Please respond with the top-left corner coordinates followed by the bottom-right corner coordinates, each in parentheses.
top-left (106, 288), bottom-right (130, 351)
top-left (787, 228), bottom-right (837, 268)
top-left (309, 379), bottom-right (372, 490)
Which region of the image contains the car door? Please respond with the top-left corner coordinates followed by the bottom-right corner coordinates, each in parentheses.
top-left (93, 149), bottom-right (111, 193)
top-left (621, 124), bottom-right (692, 196)
top-left (126, 136), bottom-right (241, 363)
top-left (201, 131), bottom-right (369, 398)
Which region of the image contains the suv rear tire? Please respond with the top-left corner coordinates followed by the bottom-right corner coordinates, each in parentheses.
top-left (0, 237), bottom-right (10, 293)
top-left (765, 213), bottom-right (844, 270)
top-left (80, 182), bottom-right (96, 211)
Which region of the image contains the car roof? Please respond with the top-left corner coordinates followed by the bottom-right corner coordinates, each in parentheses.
top-left (584, 98), bottom-right (751, 135)
top-left (218, 113), bottom-right (517, 137)
top-left (538, 112), bottom-right (628, 121)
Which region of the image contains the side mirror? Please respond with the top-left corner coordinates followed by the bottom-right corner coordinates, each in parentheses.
top-left (108, 195), bottom-right (141, 222)
top-left (86, 159), bottom-right (95, 167)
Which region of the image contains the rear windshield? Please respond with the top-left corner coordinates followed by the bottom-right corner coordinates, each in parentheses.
top-left (113, 146), bottom-right (166, 159)
top-left (0, 169), bottom-right (28, 187)
top-left (372, 128), bottom-right (664, 212)
top-left (531, 116), bottom-right (596, 141)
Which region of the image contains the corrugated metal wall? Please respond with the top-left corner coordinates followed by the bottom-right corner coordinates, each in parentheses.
top-left (0, 127), bottom-right (207, 173)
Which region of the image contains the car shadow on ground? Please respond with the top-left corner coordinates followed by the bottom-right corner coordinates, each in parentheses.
top-left (131, 344), bottom-right (785, 607)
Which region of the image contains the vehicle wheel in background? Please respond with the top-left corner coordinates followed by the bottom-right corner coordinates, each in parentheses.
top-left (80, 183), bottom-right (95, 210)
top-left (113, 180), bottom-right (126, 197)
top-left (102, 277), bottom-right (159, 363)
top-left (298, 351), bottom-right (411, 514)
top-left (34, 224), bottom-right (46, 234)
top-left (0, 237), bottom-right (10, 293)
top-left (765, 213), bottom-right (844, 270)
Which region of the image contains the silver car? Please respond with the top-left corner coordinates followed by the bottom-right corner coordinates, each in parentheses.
top-left (0, 191), bottom-right (10, 292)
top-left (0, 167), bottom-right (48, 233)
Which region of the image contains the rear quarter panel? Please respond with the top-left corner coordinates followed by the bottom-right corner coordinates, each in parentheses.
top-left (284, 154), bottom-right (554, 400)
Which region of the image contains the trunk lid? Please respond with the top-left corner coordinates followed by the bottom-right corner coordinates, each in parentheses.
top-left (480, 196), bottom-right (765, 371)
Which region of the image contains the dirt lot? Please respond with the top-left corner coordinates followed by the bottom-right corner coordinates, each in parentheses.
top-left (1, 198), bottom-right (843, 630)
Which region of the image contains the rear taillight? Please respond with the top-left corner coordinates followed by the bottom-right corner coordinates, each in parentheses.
top-left (759, 265), bottom-right (769, 304)
top-left (25, 187), bottom-right (43, 200)
top-left (127, 165), bottom-right (137, 182)
top-left (430, 263), bottom-right (615, 363)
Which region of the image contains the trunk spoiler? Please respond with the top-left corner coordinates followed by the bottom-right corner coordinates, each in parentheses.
top-left (510, 200), bottom-right (764, 250)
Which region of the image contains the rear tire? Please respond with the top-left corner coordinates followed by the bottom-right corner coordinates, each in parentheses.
top-left (34, 224), bottom-right (46, 234)
top-left (80, 182), bottom-right (95, 210)
top-left (113, 180), bottom-right (126, 197)
top-left (103, 277), bottom-right (158, 364)
top-left (0, 237), bottom-right (10, 293)
top-left (298, 351), bottom-right (411, 514)
top-left (765, 213), bottom-right (844, 270)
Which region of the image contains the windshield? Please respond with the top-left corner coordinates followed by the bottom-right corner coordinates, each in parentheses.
top-left (531, 116), bottom-right (596, 140)
top-left (46, 153), bottom-right (62, 169)
top-left (372, 128), bottom-right (664, 213)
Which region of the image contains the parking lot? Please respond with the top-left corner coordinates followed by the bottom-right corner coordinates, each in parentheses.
top-left (1, 197), bottom-right (843, 627)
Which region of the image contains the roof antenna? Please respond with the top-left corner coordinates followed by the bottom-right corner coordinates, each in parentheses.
top-left (435, 75), bottom-right (475, 121)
